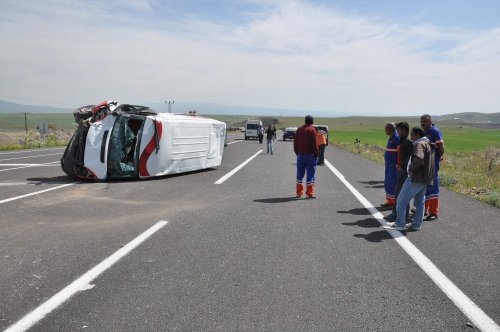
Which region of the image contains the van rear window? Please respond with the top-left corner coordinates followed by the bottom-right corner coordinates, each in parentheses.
top-left (247, 124), bottom-right (260, 130)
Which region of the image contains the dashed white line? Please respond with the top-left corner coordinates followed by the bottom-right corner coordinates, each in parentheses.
top-left (4, 220), bottom-right (169, 332)
top-left (0, 182), bottom-right (78, 204)
top-left (226, 140), bottom-right (242, 145)
top-left (324, 159), bottom-right (500, 332)
top-left (214, 150), bottom-right (262, 184)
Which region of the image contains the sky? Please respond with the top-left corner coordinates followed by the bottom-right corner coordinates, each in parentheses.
top-left (0, 0), bottom-right (499, 116)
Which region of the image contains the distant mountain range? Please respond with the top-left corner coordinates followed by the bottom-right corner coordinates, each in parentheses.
top-left (433, 112), bottom-right (500, 123)
top-left (0, 99), bottom-right (498, 123)
top-left (0, 99), bottom-right (72, 114)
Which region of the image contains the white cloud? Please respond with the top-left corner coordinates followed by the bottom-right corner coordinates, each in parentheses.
top-left (0, 0), bottom-right (498, 115)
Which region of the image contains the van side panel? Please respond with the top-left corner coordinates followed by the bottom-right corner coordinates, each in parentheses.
top-left (138, 115), bottom-right (225, 178)
top-left (138, 117), bottom-right (172, 178)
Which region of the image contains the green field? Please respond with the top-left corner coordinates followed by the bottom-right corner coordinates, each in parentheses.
top-left (274, 116), bottom-right (500, 153)
top-left (0, 113), bottom-right (76, 131)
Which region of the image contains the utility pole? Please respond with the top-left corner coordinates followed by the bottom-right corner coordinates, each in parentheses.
top-left (165, 100), bottom-right (174, 113)
top-left (20, 112), bottom-right (30, 133)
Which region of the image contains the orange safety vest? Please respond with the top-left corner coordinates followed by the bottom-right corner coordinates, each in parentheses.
top-left (316, 131), bottom-right (327, 146)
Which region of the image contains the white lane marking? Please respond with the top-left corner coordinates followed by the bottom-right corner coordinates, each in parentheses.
top-left (0, 153), bottom-right (62, 161)
top-left (0, 182), bottom-right (78, 204)
top-left (0, 161), bottom-right (59, 172)
top-left (0, 163), bottom-right (57, 166)
top-left (0, 182), bottom-right (43, 186)
top-left (0, 148), bottom-right (65, 155)
top-left (0, 181), bottom-right (69, 186)
top-left (4, 220), bottom-right (168, 332)
top-left (324, 159), bottom-right (500, 332)
top-left (214, 150), bottom-right (262, 184)
top-left (226, 140), bottom-right (242, 145)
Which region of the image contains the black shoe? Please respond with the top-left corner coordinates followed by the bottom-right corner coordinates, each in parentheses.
top-left (306, 195), bottom-right (316, 199)
top-left (425, 214), bottom-right (438, 221)
top-left (385, 214), bottom-right (397, 222)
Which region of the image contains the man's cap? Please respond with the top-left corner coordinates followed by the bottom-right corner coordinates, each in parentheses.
top-left (305, 115), bottom-right (314, 124)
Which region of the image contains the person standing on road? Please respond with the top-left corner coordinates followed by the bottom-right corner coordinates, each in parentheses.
top-left (381, 122), bottom-right (400, 208)
top-left (266, 125), bottom-right (274, 155)
top-left (420, 114), bottom-right (445, 221)
top-left (258, 126), bottom-right (264, 144)
top-left (387, 127), bottom-right (435, 231)
top-left (316, 128), bottom-right (327, 165)
top-left (294, 115), bottom-right (319, 198)
top-left (272, 125), bottom-right (277, 140)
top-left (386, 122), bottom-right (413, 222)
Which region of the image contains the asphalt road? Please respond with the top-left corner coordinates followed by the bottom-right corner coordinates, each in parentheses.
top-left (0, 133), bottom-right (499, 331)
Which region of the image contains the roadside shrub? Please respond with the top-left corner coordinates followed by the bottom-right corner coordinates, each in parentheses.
top-left (0, 144), bottom-right (23, 151)
top-left (440, 174), bottom-right (458, 187)
top-left (486, 191), bottom-right (500, 208)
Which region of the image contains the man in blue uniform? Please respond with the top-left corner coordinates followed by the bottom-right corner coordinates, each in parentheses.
top-left (420, 114), bottom-right (445, 221)
top-left (381, 122), bottom-right (400, 208)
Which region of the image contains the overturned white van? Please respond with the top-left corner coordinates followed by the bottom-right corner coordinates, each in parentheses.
top-left (61, 101), bottom-right (226, 180)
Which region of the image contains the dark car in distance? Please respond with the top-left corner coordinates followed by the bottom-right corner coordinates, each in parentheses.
top-left (283, 127), bottom-right (297, 141)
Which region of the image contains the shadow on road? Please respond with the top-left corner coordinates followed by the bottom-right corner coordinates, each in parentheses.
top-left (26, 175), bottom-right (74, 185)
top-left (338, 208), bottom-right (370, 215)
top-left (360, 180), bottom-right (384, 189)
top-left (353, 230), bottom-right (394, 243)
top-left (342, 217), bottom-right (380, 228)
top-left (254, 197), bottom-right (300, 203)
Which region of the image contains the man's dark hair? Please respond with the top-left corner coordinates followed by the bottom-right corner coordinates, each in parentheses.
top-left (411, 126), bottom-right (425, 137)
top-left (305, 115), bottom-right (314, 124)
top-left (420, 114), bottom-right (432, 120)
top-left (396, 121), bottom-right (409, 133)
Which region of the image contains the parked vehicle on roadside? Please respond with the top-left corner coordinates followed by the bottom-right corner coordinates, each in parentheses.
top-left (244, 119), bottom-right (263, 140)
top-left (283, 127), bottom-right (298, 141)
top-left (61, 100), bottom-right (226, 180)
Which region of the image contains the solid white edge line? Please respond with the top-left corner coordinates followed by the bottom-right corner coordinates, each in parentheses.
top-left (0, 182), bottom-right (78, 204)
top-left (4, 220), bottom-right (168, 332)
top-left (0, 148), bottom-right (65, 155)
top-left (0, 152), bottom-right (63, 161)
top-left (324, 159), bottom-right (500, 332)
top-left (0, 163), bottom-right (59, 166)
top-left (0, 161), bottom-right (60, 172)
top-left (214, 150), bottom-right (263, 184)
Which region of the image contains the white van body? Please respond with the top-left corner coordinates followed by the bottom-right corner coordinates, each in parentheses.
top-left (62, 103), bottom-right (226, 180)
top-left (245, 119), bottom-right (263, 140)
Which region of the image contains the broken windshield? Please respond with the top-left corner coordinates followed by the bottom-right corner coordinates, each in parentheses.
top-left (107, 115), bottom-right (145, 179)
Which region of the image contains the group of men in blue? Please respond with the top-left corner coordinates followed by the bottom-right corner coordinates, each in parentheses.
top-left (383, 114), bottom-right (445, 231)
top-left (292, 113), bottom-right (445, 231)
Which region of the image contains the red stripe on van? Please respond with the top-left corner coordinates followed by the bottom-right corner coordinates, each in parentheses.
top-left (139, 120), bottom-right (163, 177)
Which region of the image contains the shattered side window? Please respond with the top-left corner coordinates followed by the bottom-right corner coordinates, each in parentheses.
top-left (107, 115), bottom-right (141, 178)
